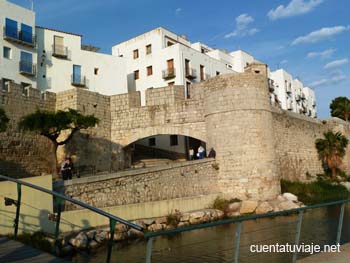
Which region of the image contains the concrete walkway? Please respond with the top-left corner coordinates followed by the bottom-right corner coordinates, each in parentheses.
top-left (297, 243), bottom-right (350, 263)
top-left (0, 237), bottom-right (69, 263)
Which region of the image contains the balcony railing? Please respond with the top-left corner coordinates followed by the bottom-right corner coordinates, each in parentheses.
top-left (162, 68), bottom-right (176, 80)
top-left (268, 79), bottom-right (275, 92)
top-left (185, 68), bottom-right (197, 79)
top-left (3, 26), bottom-right (36, 47)
top-left (19, 61), bottom-right (36, 76)
top-left (52, 44), bottom-right (69, 59)
top-left (71, 74), bottom-right (87, 87)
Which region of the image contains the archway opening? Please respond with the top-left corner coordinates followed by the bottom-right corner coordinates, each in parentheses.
top-left (125, 134), bottom-right (206, 168)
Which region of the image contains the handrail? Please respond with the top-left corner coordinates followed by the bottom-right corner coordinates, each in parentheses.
top-left (145, 198), bottom-right (350, 238)
top-left (0, 174), bottom-right (143, 231)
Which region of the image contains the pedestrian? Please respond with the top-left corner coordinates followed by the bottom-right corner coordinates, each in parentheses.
top-left (61, 157), bottom-right (68, 180)
top-left (66, 157), bottom-right (74, 180)
top-left (189, 148), bottom-right (194, 160)
top-left (197, 145), bottom-right (205, 159)
top-left (208, 148), bottom-right (216, 159)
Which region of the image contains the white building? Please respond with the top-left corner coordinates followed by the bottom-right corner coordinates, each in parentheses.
top-left (0, 0), bottom-right (37, 92)
top-left (36, 27), bottom-right (127, 95)
top-left (112, 27), bottom-right (257, 105)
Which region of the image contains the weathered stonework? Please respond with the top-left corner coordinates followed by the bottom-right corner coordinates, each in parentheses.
top-left (1, 63), bottom-right (349, 202)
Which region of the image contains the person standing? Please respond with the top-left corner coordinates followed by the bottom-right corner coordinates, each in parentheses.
top-left (67, 157), bottom-right (74, 180)
top-left (189, 148), bottom-right (194, 160)
top-left (197, 145), bottom-right (205, 159)
top-left (61, 158), bottom-right (68, 180)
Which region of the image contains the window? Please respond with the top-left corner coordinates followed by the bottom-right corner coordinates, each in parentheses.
top-left (21, 23), bottom-right (33, 43)
top-left (2, 79), bottom-right (12, 92)
top-left (94, 68), bottom-right (99, 75)
top-left (73, 65), bottom-right (82, 83)
top-left (167, 41), bottom-right (174, 47)
top-left (3, 47), bottom-right (11, 59)
top-left (186, 81), bottom-right (191, 99)
top-left (185, 59), bottom-right (190, 75)
top-left (21, 82), bottom-right (30, 96)
top-left (133, 49), bottom-right (139, 59)
top-left (53, 35), bottom-right (65, 55)
top-left (170, 135), bottom-right (178, 146)
top-left (134, 70), bottom-right (139, 80)
top-left (20, 51), bottom-right (33, 73)
top-left (149, 138), bottom-right (156, 146)
top-left (146, 44), bottom-right (152, 55)
top-left (200, 65), bottom-right (205, 81)
top-left (147, 66), bottom-right (153, 76)
top-left (5, 18), bottom-right (18, 39)
top-left (216, 71), bottom-right (220, 76)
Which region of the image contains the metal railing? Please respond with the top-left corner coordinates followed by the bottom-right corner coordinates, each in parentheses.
top-left (52, 44), bottom-right (69, 59)
top-left (71, 74), bottom-right (88, 87)
top-left (144, 199), bottom-right (350, 263)
top-left (0, 174), bottom-right (143, 263)
top-left (162, 68), bottom-right (176, 79)
top-left (185, 68), bottom-right (197, 79)
top-left (19, 61), bottom-right (36, 76)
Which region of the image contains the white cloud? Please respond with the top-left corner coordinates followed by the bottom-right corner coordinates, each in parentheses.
top-left (225, 14), bottom-right (259, 38)
top-left (175, 8), bottom-right (182, 15)
top-left (280, 59), bottom-right (288, 65)
top-left (307, 48), bottom-right (336, 59)
top-left (309, 74), bottom-right (347, 87)
top-left (324, 58), bottom-right (349, 69)
top-left (268, 0), bottom-right (323, 20)
top-left (291, 26), bottom-right (349, 45)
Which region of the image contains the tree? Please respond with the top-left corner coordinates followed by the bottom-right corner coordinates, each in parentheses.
top-left (0, 108), bottom-right (9, 132)
top-left (19, 108), bottom-right (99, 173)
top-left (330, 97), bottom-right (350, 122)
top-left (315, 131), bottom-right (348, 179)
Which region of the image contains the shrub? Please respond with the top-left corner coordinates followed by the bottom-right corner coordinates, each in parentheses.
top-left (166, 210), bottom-right (182, 227)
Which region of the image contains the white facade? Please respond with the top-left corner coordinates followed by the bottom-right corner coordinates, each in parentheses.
top-left (112, 27), bottom-right (243, 105)
top-left (0, 0), bottom-right (37, 91)
top-left (36, 27), bottom-right (127, 95)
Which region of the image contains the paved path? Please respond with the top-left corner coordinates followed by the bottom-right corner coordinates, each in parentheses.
top-left (0, 237), bottom-right (70, 263)
top-left (297, 243), bottom-right (350, 263)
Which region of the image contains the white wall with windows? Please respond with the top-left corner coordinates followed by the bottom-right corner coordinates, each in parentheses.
top-left (0, 0), bottom-right (37, 91)
top-left (36, 27), bottom-right (127, 95)
top-left (136, 135), bottom-right (187, 154)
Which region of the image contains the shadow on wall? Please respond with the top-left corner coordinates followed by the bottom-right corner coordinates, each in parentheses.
top-left (0, 160), bottom-right (41, 179)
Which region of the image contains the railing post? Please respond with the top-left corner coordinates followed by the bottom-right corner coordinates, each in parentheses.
top-left (54, 197), bottom-right (62, 242)
top-left (14, 183), bottom-right (22, 239)
top-left (292, 210), bottom-right (303, 263)
top-left (106, 218), bottom-right (116, 263)
top-left (336, 203), bottom-right (345, 245)
top-left (146, 237), bottom-right (154, 263)
top-left (233, 222), bottom-right (242, 263)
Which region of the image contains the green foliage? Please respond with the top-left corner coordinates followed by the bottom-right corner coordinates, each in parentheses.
top-left (19, 108), bottom-right (99, 146)
top-left (0, 108), bottom-right (9, 132)
top-left (166, 211), bottom-right (182, 227)
top-left (211, 197), bottom-right (230, 211)
top-left (330, 96), bottom-right (350, 121)
top-left (315, 131), bottom-right (348, 178)
top-left (281, 179), bottom-right (350, 205)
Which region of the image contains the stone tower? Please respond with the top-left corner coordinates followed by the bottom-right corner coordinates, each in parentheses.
top-left (203, 62), bottom-right (280, 200)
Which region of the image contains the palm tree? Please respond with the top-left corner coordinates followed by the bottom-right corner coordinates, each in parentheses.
top-left (330, 97), bottom-right (350, 121)
top-left (315, 131), bottom-right (348, 179)
top-left (0, 108), bottom-right (9, 132)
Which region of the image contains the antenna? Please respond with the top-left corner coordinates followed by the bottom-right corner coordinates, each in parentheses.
top-left (29, 0), bottom-right (34, 11)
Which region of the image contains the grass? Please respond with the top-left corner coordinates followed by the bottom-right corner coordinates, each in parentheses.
top-left (281, 179), bottom-right (350, 205)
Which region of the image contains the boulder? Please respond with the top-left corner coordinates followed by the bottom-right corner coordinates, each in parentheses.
top-left (148, 223), bottom-right (163, 232)
top-left (340, 182), bottom-right (350, 191)
top-left (282, 193), bottom-right (298, 202)
top-left (279, 200), bottom-right (299, 211)
top-left (180, 213), bottom-right (190, 222)
top-left (115, 223), bottom-right (128, 232)
top-left (226, 202), bottom-right (241, 212)
top-left (69, 232), bottom-right (89, 250)
top-left (226, 211), bottom-right (240, 218)
top-left (189, 211), bottom-right (205, 219)
top-left (256, 202), bottom-right (274, 214)
top-left (178, 222), bottom-right (190, 228)
top-left (89, 240), bottom-right (101, 250)
top-left (277, 195), bottom-right (286, 202)
top-left (155, 216), bottom-right (167, 224)
top-left (240, 200), bottom-right (258, 214)
top-left (86, 230), bottom-right (97, 240)
top-left (216, 210), bottom-right (225, 219)
top-left (95, 231), bottom-right (108, 243)
top-left (142, 218), bottom-right (155, 226)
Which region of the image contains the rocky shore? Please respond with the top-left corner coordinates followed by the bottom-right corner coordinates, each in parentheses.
top-left (60, 193), bottom-right (303, 255)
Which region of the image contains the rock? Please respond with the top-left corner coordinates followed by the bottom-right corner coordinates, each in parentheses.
top-left (340, 182), bottom-right (350, 191)
top-left (95, 231), bottom-right (108, 243)
top-left (115, 223), bottom-right (128, 232)
top-left (282, 193), bottom-right (298, 202)
top-left (86, 230), bottom-right (97, 240)
top-left (155, 216), bottom-right (167, 224)
top-left (128, 228), bottom-right (144, 239)
top-left (189, 211), bottom-right (205, 219)
top-left (240, 200), bottom-right (258, 214)
top-left (142, 218), bottom-right (155, 226)
top-left (180, 213), bottom-right (190, 222)
top-left (256, 202), bottom-right (274, 214)
top-left (113, 231), bottom-right (128, 241)
top-left (178, 222), bottom-right (190, 228)
top-left (226, 202), bottom-right (241, 212)
top-left (69, 232), bottom-right (89, 250)
top-left (226, 211), bottom-right (240, 217)
top-left (189, 218), bottom-right (202, 225)
top-left (148, 223), bottom-right (163, 232)
top-left (216, 210), bottom-right (224, 219)
top-left (279, 200), bottom-right (299, 211)
top-left (277, 195), bottom-right (286, 202)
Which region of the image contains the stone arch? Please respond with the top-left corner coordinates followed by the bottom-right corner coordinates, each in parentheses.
top-left (120, 125), bottom-right (207, 147)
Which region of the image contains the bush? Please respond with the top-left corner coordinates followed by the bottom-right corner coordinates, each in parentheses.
top-left (281, 179), bottom-right (350, 205)
top-left (166, 210), bottom-right (182, 227)
top-left (211, 197), bottom-right (241, 211)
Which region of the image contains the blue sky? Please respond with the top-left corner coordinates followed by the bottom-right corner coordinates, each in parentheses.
top-left (10, 0), bottom-right (350, 118)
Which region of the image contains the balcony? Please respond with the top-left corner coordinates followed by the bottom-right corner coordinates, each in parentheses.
top-left (3, 26), bottom-right (36, 47)
top-left (19, 61), bottom-right (36, 76)
top-left (162, 68), bottom-right (176, 80)
top-left (52, 44), bottom-right (69, 59)
top-left (268, 79), bottom-right (275, 92)
top-left (185, 68), bottom-right (197, 80)
top-left (71, 75), bottom-right (87, 88)
top-left (301, 92), bottom-right (306, 100)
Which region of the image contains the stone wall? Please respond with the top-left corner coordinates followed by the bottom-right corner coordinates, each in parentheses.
top-left (61, 159), bottom-right (219, 211)
top-left (0, 83), bottom-right (56, 177)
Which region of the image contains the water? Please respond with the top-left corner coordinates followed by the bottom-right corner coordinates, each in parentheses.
top-left (73, 205), bottom-right (350, 263)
